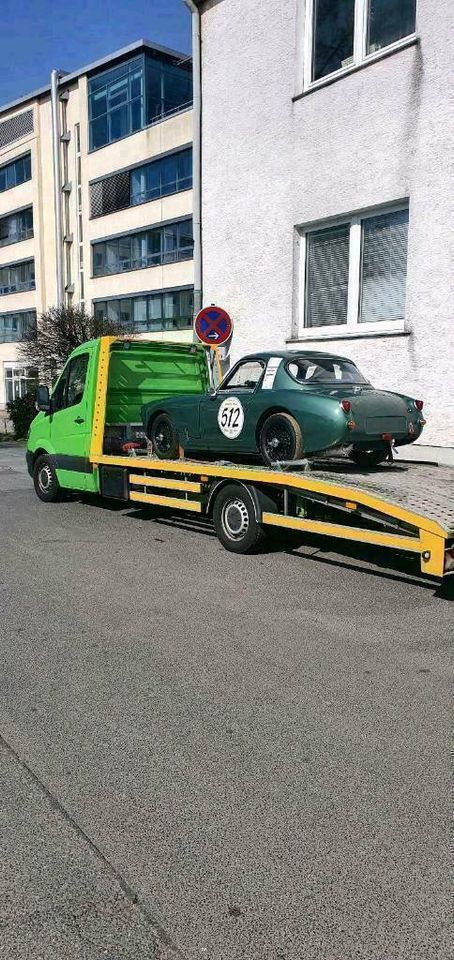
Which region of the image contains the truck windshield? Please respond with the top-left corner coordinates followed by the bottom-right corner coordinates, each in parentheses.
top-left (286, 357), bottom-right (369, 385)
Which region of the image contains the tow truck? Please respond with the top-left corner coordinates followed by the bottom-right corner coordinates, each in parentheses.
top-left (27, 336), bottom-right (454, 583)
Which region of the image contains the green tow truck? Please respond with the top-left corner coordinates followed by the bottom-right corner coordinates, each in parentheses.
top-left (26, 336), bottom-right (454, 581)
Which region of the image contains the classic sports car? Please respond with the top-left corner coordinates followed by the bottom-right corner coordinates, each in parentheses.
top-left (141, 351), bottom-right (425, 467)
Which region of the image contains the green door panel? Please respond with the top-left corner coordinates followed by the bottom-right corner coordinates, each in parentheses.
top-left (50, 349), bottom-right (93, 491)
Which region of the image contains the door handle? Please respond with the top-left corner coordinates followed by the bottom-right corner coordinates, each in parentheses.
top-left (74, 416), bottom-right (85, 424)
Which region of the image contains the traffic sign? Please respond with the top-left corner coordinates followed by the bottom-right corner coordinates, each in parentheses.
top-left (194, 306), bottom-right (232, 346)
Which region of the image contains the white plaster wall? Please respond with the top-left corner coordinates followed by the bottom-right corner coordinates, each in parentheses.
top-left (200, 0), bottom-right (454, 446)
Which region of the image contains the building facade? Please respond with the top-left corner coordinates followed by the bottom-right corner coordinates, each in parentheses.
top-left (0, 40), bottom-right (193, 422)
top-left (196, 0), bottom-right (453, 448)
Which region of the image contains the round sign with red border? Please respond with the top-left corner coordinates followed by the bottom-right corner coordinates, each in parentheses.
top-left (194, 306), bottom-right (232, 346)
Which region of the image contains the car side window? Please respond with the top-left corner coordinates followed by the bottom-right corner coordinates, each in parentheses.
top-left (52, 354), bottom-right (89, 412)
top-left (220, 360), bottom-right (264, 392)
top-left (66, 354), bottom-right (89, 407)
top-left (51, 365), bottom-right (70, 413)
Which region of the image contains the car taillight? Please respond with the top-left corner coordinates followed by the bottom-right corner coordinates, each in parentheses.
top-left (340, 399), bottom-right (351, 413)
top-left (415, 399), bottom-right (424, 411)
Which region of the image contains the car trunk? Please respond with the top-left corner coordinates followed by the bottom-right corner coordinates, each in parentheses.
top-left (307, 385), bottom-right (410, 438)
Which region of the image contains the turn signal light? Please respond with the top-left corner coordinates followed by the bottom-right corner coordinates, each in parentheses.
top-left (340, 399), bottom-right (351, 413)
top-left (415, 399), bottom-right (424, 411)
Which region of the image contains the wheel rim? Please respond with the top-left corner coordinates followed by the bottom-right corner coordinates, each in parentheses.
top-left (221, 498), bottom-right (250, 540)
top-left (263, 420), bottom-right (295, 462)
top-left (38, 464), bottom-right (52, 492)
top-left (154, 419), bottom-right (173, 455)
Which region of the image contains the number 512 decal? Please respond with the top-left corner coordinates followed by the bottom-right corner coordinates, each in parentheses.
top-left (217, 396), bottom-right (245, 439)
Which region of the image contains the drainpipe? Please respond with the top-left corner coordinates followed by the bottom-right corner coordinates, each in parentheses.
top-left (50, 69), bottom-right (64, 305)
top-left (183, 0), bottom-right (202, 317)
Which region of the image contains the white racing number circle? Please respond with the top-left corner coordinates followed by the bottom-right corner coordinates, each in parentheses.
top-left (217, 396), bottom-right (245, 439)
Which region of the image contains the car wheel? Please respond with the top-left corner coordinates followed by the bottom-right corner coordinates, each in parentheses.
top-left (212, 483), bottom-right (268, 554)
top-left (259, 413), bottom-right (304, 466)
top-left (150, 413), bottom-right (180, 459)
top-left (33, 454), bottom-right (62, 502)
top-left (349, 448), bottom-right (387, 468)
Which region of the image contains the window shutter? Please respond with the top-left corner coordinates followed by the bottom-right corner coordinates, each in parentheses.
top-left (360, 209), bottom-right (408, 323)
top-left (0, 110), bottom-right (33, 148)
top-left (90, 170), bottom-right (130, 218)
top-left (305, 224), bottom-right (349, 327)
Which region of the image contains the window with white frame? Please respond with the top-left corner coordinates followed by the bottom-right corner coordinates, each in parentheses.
top-left (299, 206), bottom-right (409, 336)
top-left (304, 0), bottom-right (417, 87)
top-left (4, 363), bottom-right (38, 403)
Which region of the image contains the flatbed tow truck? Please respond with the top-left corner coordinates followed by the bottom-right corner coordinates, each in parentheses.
top-left (27, 336), bottom-right (454, 583)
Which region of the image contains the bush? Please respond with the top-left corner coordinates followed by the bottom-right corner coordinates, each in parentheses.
top-left (7, 392), bottom-right (37, 438)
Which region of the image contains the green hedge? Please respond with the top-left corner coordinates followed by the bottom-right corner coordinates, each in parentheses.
top-left (7, 393), bottom-right (37, 439)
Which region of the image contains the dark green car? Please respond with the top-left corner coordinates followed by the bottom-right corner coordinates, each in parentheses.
top-left (141, 350), bottom-right (425, 467)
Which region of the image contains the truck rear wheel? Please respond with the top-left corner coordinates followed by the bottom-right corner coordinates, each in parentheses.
top-left (33, 454), bottom-right (62, 503)
top-left (150, 414), bottom-right (180, 459)
top-left (212, 483), bottom-right (267, 554)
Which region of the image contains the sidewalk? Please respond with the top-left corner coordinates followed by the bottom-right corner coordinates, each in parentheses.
top-left (394, 444), bottom-right (454, 468)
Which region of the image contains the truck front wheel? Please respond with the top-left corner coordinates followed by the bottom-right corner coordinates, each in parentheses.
top-left (212, 483), bottom-right (267, 554)
top-left (33, 454), bottom-right (62, 503)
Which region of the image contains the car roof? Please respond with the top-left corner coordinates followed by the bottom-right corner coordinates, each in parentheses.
top-left (238, 349), bottom-right (353, 363)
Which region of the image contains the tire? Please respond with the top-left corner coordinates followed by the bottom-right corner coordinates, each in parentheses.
top-left (33, 454), bottom-right (62, 502)
top-left (150, 413), bottom-right (180, 460)
top-left (212, 483), bottom-right (268, 554)
top-left (259, 413), bottom-right (304, 466)
top-left (349, 448), bottom-right (387, 469)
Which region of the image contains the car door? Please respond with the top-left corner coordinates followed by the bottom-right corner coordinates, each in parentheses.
top-left (49, 350), bottom-right (92, 491)
top-left (201, 358), bottom-right (266, 453)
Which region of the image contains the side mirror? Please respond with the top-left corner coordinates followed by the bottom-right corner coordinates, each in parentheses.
top-left (209, 387), bottom-right (218, 400)
top-left (35, 385), bottom-right (51, 413)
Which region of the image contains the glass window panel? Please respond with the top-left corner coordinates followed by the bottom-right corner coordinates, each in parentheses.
top-left (90, 115), bottom-right (108, 150)
top-left (118, 299), bottom-right (132, 325)
top-left (312, 0), bottom-right (355, 81)
top-left (131, 166), bottom-right (147, 204)
top-left (148, 294), bottom-right (163, 322)
top-left (107, 300), bottom-right (120, 323)
top-left (105, 241), bottom-right (118, 274)
top-left (108, 76), bottom-right (129, 109)
top-left (148, 229), bottom-right (162, 265)
top-left (0, 168), bottom-right (6, 191)
top-left (130, 68), bottom-right (143, 100)
top-left (93, 243), bottom-right (105, 276)
top-left (163, 225), bottom-right (178, 262)
top-left (109, 104), bottom-right (129, 142)
top-left (94, 302), bottom-right (106, 321)
top-left (130, 98), bottom-right (144, 132)
top-left (305, 224), bottom-right (349, 327)
top-left (133, 297), bottom-right (148, 331)
top-left (163, 291), bottom-right (178, 318)
top-left (178, 220), bottom-right (194, 259)
top-left (118, 237), bottom-right (131, 271)
top-left (163, 64), bottom-right (192, 113)
top-left (146, 62), bottom-right (164, 122)
top-left (90, 88), bottom-right (107, 119)
top-left (178, 149), bottom-right (192, 190)
top-left (360, 209), bottom-right (409, 322)
top-left (161, 156), bottom-right (178, 195)
top-left (368, 0), bottom-right (416, 53)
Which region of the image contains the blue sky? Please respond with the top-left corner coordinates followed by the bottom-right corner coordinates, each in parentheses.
top-left (0, 0), bottom-right (191, 106)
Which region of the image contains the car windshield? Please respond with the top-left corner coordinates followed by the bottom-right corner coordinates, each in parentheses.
top-left (286, 357), bottom-right (369, 385)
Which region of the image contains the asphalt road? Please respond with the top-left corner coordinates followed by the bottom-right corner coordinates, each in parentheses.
top-left (0, 444), bottom-right (452, 959)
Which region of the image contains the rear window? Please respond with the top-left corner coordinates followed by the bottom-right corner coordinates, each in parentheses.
top-left (286, 357), bottom-right (369, 385)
